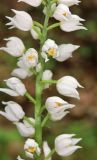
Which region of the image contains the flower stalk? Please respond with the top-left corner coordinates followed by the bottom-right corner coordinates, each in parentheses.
top-left (35, 1), bottom-right (52, 158)
top-left (0, 0), bottom-right (86, 159)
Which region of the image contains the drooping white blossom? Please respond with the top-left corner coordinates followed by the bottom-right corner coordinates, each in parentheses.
top-left (56, 76), bottom-right (83, 99)
top-left (53, 4), bottom-right (71, 21)
top-left (58, 0), bottom-right (81, 6)
top-left (55, 44), bottom-right (80, 62)
top-left (60, 14), bottom-right (87, 32)
top-left (6, 9), bottom-right (33, 31)
top-left (41, 39), bottom-right (59, 62)
top-left (12, 48), bottom-right (38, 79)
top-left (15, 117), bottom-right (35, 137)
top-left (55, 134), bottom-right (82, 157)
top-left (43, 141), bottom-right (52, 160)
top-left (0, 37), bottom-right (25, 57)
top-left (42, 70), bottom-right (53, 89)
top-left (18, 0), bottom-right (42, 7)
top-left (22, 48), bottom-right (38, 68)
top-left (45, 96), bottom-right (75, 121)
top-left (0, 77), bottom-right (26, 96)
top-left (0, 101), bottom-right (25, 122)
top-left (24, 139), bottom-right (41, 158)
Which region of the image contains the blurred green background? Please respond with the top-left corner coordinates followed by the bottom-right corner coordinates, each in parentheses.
top-left (0, 0), bottom-right (97, 160)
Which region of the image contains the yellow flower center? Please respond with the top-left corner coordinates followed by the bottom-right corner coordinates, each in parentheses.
top-left (55, 102), bottom-right (62, 107)
top-left (27, 55), bottom-right (34, 61)
top-left (48, 48), bottom-right (56, 57)
top-left (63, 12), bottom-right (68, 17)
top-left (27, 147), bottom-right (36, 153)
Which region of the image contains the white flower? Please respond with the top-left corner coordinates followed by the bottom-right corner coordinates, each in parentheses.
top-left (15, 117), bottom-right (35, 137)
top-left (41, 39), bottom-right (59, 62)
top-left (53, 4), bottom-right (71, 21)
top-left (60, 14), bottom-right (87, 32)
top-left (45, 96), bottom-right (75, 121)
top-left (0, 37), bottom-right (25, 57)
top-left (18, 0), bottom-right (42, 7)
top-left (43, 141), bottom-right (51, 160)
top-left (17, 156), bottom-right (25, 160)
top-left (0, 101), bottom-right (25, 122)
top-left (0, 77), bottom-right (26, 96)
top-left (58, 0), bottom-right (81, 7)
top-left (22, 48), bottom-right (38, 68)
top-left (11, 48), bottom-right (38, 79)
top-left (56, 76), bottom-right (83, 99)
top-left (24, 139), bottom-right (41, 158)
top-left (42, 70), bottom-right (53, 89)
top-left (55, 134), bottom-right (82, 157)
top-left (31, 27), bottom-right (41, 40)
top-left (6, 9), bottom-right (33, 31)
top-left (55, 44), bottom-right (80, 62)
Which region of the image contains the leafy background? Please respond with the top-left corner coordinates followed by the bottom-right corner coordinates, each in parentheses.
top-left (0, 0), bottom-right (97, 160)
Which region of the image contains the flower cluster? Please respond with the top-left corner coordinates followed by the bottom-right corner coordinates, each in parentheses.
top-left (0, 0), bottom-right (86, 159)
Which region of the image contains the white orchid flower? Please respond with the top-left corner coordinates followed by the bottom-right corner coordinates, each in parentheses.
top-left (53, 4), bottom-right (71, 21)
top-left (55, 134), bottom-right (82, 157)
top-left (41, 39), bottom-right (59, 62)
top-left (45, 96), bottom-right (75, 121)
top-left (0, 77), bottom-right (26, 96)
top-left (17, 156), bottom-right (25, 160)
top-left (0, 101), bottom-right (25, 122)
top-left (0, 37), bottom-right (25, 57)
top-left (55, 44), bottom-right (80, 62)
top-left (58, 0), bottom-right (81, 7)
top-left (6, 9), bottom-right (33, 31)
top-left (18, 0), bottom-right (42, 7)
top-left (42, 70), bottom-right (53, 89)
top-left (15, 117), bottom-right (35, 137)
top-left (22, 48), bottom-right (38, 68)
top-left (43, 141), bottom-right (52, 160)
top-left (12, 48), bottom-right (38, 79)
top-left (60, 14), bottom-right (87, 32)
top-left (31, 27), bottom-right (41, 40)
top-left (24, 139), bottom-right (41, 158)
top-left (56, 76), bottom-right (83, 99)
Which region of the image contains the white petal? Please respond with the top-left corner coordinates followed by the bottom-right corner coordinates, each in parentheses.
top-left (58, 0), bottom-right (81, 7)
top-left (43, 141), bottom-right (51, 160)
top-left (55, 44), bottom-right (80, 62)
top-left (11, 68), bottom-right (29, 79)
top-left (31, 27), bottom-right (41, 40)
top-left (10, 10), bottom-right (33, 31)
top-left (17, 156), bottom-right (25, 160)
top-left (15, 122), bottom-right (35, 137)
top-left (53, 4), bottom-right (71, 21)
top-left (56, 146), bottom-right (81, 157)
top-left (18, 0), bottom-right (42, 7)
top-left (42, 70), bottom-right (53, 89)
top-left (0, 88), bottom-right (19, 96)
top-left (0, 37), bottom-right (25, 57)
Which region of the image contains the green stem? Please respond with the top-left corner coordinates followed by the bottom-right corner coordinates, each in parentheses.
top-left (41, 80), bottom-right (57, 84)
top-left (47, 23), bottom-right (60, 31)
top-left (42, 113), bottom-right (50, 128)
top-left (35, 1), bottom-right (52, 159)
top-left (45, 149), bottom-right (55, 160)
top-left (25, 92), bottom-right (36, 105)
top-left (34, 21), bottom-right (43, 29)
